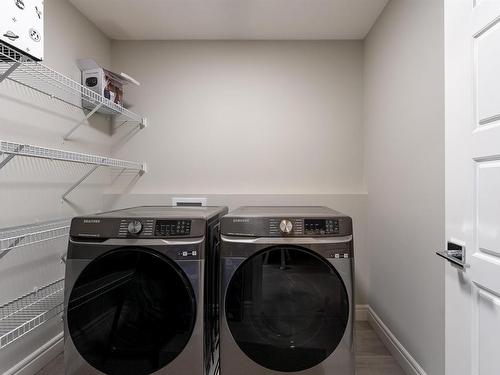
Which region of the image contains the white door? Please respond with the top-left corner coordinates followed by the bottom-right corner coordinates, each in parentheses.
top-left (445, 1), bottom-right (500, 375)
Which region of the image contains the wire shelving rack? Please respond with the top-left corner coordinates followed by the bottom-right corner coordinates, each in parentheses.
top-left (0, 220), bottom-right (70, 349)
top-left (0, 220), bottom-right (70, 255)
top-left (0, 279), bottom-right (64, 349)
top-left (0, 43), bottom-right (147, 140)
top-left (0, 140), bottom-right (147, 200)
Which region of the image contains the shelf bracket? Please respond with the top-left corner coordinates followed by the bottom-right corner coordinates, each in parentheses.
top-left (63, 104), bottom-right (103, 141)
top-left (0, 237), bottom-right (23, 259)
top-left (0, 144), bottom-right (25, 170)
top-left (0, 61), bottom-right (21, 84)
top-left (113, 117), bottom-right (148, 132)
top-left (61, 165), bottom-right (100, 201)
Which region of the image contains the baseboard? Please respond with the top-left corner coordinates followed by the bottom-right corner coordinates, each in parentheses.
top-left (5, 333), bottom-right (63, 375)
top-left (355, 304), bottom-right (369, 321)
top-left (367, 306), bottom-right (428, 375)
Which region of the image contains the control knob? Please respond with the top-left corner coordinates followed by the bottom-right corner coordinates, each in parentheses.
top-left (127, 220), bottom-right (143, 235)
top-left (279, 219), bottom-right (293, 234)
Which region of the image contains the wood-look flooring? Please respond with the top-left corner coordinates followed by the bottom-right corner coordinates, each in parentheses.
top-left (37, 321), bottom-right (405, 375)
top-left (355, 321), bottom-right (405, 375)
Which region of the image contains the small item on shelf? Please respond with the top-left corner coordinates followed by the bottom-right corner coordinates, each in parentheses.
top-left (77, 58), bottom-right (140, 115)
top-left (0, 0), bottom-right (44, 61)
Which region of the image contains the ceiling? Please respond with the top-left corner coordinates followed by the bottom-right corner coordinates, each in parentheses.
top-left (69, 0), bottom-right (389, 40)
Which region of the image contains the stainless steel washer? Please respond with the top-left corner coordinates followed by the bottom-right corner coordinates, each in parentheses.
top-left (220, 206), bottom-right (354, 375)
top-left (64, 206), bottom-right (227, 375)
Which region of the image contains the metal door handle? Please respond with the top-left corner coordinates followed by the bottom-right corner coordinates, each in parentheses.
top-left (436, 251), bottom-right (469, 268)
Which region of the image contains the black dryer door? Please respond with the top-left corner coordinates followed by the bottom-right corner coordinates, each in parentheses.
top-left (225, 246), bottom-right (349, 372)
top-left (67, 248), bottom-right (196, 375)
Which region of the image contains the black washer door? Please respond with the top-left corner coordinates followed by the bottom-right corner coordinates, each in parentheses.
top-left (67, 248), bottom-right (196, 375)
top-left (225, 246), bottom-right (349, 372)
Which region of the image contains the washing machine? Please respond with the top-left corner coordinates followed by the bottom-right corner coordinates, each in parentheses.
top-left (220, 206), bottom-right (354, 375)
top-left (64, 206), bottom-right (228, 375)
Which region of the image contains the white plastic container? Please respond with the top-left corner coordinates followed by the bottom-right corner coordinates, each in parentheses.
top-left (0, 0), bottom-right (44, 61)
top-left (77, 58), bottom-right (140, 114)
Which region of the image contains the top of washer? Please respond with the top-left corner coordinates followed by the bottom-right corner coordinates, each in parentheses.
top-left (221, 206), bottom-right (352, 237)
top-left (223, 206), bottom-right (348, 218)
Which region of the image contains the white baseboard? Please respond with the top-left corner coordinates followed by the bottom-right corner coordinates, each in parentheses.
top-left (6, 333), bottom-right (63, 375)
top-left (367, 306), bottom-right (427, 375)
top-left (355, 304), bottom-right (369, 321)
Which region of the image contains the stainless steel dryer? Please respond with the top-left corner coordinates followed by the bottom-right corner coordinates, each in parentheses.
top-left (220, 206), bottom-right (354, 375)
top-left (64, 206), bottom-right (227, 375)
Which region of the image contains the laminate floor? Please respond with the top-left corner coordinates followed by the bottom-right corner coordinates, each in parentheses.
top-left (355, 321), bottom-right (405, 375)
top-left (36, 321), bottom-right (405, 375)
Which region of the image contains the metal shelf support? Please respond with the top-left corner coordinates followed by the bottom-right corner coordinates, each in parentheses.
top-left (63, 104), bottom-right (103, 141)
top-left (0, 61), bottom-right (21, 83)
top-left (61, 165), bottom-right (100, 201)
top-left (0, 144), bottom-right (25, 170)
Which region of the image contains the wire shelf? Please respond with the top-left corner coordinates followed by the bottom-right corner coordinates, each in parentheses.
top-left (0, 43), bottom-right (147, 129)
top-left (0, 279), bottom-right (64, 349)
top-left (0, 140), bottom-right (146, 200)
top-left (0, 220), bottom-right (70, 254)
top-left (0, 140), bottom-right (146, 171)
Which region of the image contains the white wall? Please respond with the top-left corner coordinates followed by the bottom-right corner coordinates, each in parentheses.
top-left (107, 40), bottom-right (369, 304)
top-left (0, 0), bottom-right (113, 373)
top-left (110, 41), bottom-right (365, 194)
top-left (363, 0), bottom-right (445, 374)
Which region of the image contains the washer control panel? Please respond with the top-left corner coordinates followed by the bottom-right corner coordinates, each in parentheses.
top-left (268, 218), bottom-right (340, 236)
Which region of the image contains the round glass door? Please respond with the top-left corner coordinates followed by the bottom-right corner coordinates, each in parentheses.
top-left (225, 246), bottom-right (349, 372)
top-left (67, 248), bottom-right (196, 375)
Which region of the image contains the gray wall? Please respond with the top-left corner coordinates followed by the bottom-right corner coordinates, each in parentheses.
top-left (107, 40), bottom-right (369, 304)
top-left (363, 0), bottom-right (445, 374)
top-left (110, 40), bottom-right (365, 194)
top-left (0, 0), bottom-right (113, 373)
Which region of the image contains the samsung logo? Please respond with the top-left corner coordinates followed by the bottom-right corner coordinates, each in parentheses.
top-left (233, 218), bottom-right (250, 223)
top-left (83, 219), bottom-right (100, 224)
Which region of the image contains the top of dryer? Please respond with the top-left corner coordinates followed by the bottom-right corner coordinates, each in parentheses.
top-left (96, 206), bottom-right (228, 219)
top-left (221, 206), bottom-right (352, 237)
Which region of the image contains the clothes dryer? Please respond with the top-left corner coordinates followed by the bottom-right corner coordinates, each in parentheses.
top-left (64, 206), bottom-right (227, 375)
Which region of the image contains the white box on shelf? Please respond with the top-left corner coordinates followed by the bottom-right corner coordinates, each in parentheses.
top-left (0, 0), bottom-right (44, 61)
top-left (77, 58), bottom-right (140, 115)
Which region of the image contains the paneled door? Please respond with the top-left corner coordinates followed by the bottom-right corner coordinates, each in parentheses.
top-left (445, 1), bottom-right (500, 374)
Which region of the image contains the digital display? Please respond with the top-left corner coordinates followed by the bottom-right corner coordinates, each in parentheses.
top-left (155, 220), bottom-right (191, 236)
top-left (304, 219), bottom-right (325, 232)
top-left (304, 219), bottom-right (339, 234)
